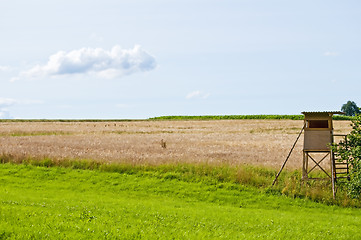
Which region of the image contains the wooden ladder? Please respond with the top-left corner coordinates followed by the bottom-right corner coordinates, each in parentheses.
top-left (333, 156), bottom-right (349, 182)
top-left (332, 134), bottom-right (349, 183)
top-left (331, 154), bottom-right (349, 198)
top-left (331, 134), bottom-right (349, 198)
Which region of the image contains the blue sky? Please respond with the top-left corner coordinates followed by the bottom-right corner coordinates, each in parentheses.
top-left (1, 1), bottom-right (360, 119)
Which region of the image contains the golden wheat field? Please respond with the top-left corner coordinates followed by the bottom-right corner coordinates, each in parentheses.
top-left (0, 120), bottom-right (352, 169)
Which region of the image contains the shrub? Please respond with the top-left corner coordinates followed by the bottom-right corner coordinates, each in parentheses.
top-left (331, 114), bottom-right (361, 198)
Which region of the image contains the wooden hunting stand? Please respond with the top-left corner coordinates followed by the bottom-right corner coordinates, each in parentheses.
top-left (273, 111), bottom-right (348, 199)
top-left (302, 111), bottom-right (348, 198)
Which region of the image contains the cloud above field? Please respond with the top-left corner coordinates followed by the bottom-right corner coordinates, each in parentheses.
top-left (13, 45), bottom-right (157, 81)
top-left (0, 98), bottom-right (18, 119)
top-left (0, 98), bottom-right (17, 107)
top-left (186, 90), bottom-right (210, 100)
top-left (0, 65), bottom-right (11, 72)
top-left (0, 110), bottom-right (11, 119)
top-left (0, 98), bottom-right (43, 119)
top-left (323, 51), bottom-right (339, 57)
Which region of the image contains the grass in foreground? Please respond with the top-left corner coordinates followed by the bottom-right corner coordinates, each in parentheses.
top-left (1, 162), bottom-right (361, 239)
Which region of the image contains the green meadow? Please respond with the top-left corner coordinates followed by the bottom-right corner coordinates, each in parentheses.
top-left (1, 163), bottom-right (361, 239)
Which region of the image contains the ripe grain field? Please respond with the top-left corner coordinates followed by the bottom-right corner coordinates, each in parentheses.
top-left (0, 120), bottom-right (352, 169)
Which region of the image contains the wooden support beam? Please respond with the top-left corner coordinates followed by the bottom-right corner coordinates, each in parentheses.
top-left (272, 124), bottom-right (305, 186)
top-left (307, 153), bottom-right (329, 174)
top-left (307, 153), bottom-right (331, 179)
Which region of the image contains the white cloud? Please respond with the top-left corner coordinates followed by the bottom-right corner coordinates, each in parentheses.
top-left (0, 98), bottom-right (17, 119)
top-left (116, 103), bottom-right (130, 108)
top-left (0, 110), bottom-right (11, 119)
top-left (0, 98), bottom-right (18, 107)
top-left (0, 98), bottom-right (42, 119)
top-left (186, 90), bottom-right (210, 100)
top-left (0, 98), bottom-right (42, 106)
top-left (323, 51), bottom-right (339, 57)
top-left (0, 65), bottom-right (11, 72)
top-left (14, 45), bottom-right (157, 81)
top-left (89, 33), bottom-right (104, 42)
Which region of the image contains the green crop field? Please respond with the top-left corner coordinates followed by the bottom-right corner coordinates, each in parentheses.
top-left (0, 114), bottom-right (354, 122)
top-left (1, 163), bottom-right (361, 239)
top-left (149, 115), bottom-right (354, 121)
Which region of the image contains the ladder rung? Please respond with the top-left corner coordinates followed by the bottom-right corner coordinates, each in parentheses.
top-left (335, 167), bottom-right (349, 170)
top-left (336, 176), bottom-right (349, 179)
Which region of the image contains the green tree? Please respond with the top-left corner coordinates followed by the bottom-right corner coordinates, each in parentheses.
top-left (331, 114), bottom-right (361, 198)
top-left (341, 101), bottom-right (360, 116)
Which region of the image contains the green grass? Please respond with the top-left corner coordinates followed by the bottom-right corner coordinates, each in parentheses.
top-left (0, 154), bottom-right (357, 206)
top-left (1, 162), bottom-right (361, 239)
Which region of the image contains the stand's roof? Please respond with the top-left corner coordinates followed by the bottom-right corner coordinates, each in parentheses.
top-left (301, 111), bottom-right (344, 116)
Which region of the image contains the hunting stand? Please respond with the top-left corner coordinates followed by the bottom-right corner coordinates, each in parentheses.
top-left (273, 111), bottom-right (348, 199)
